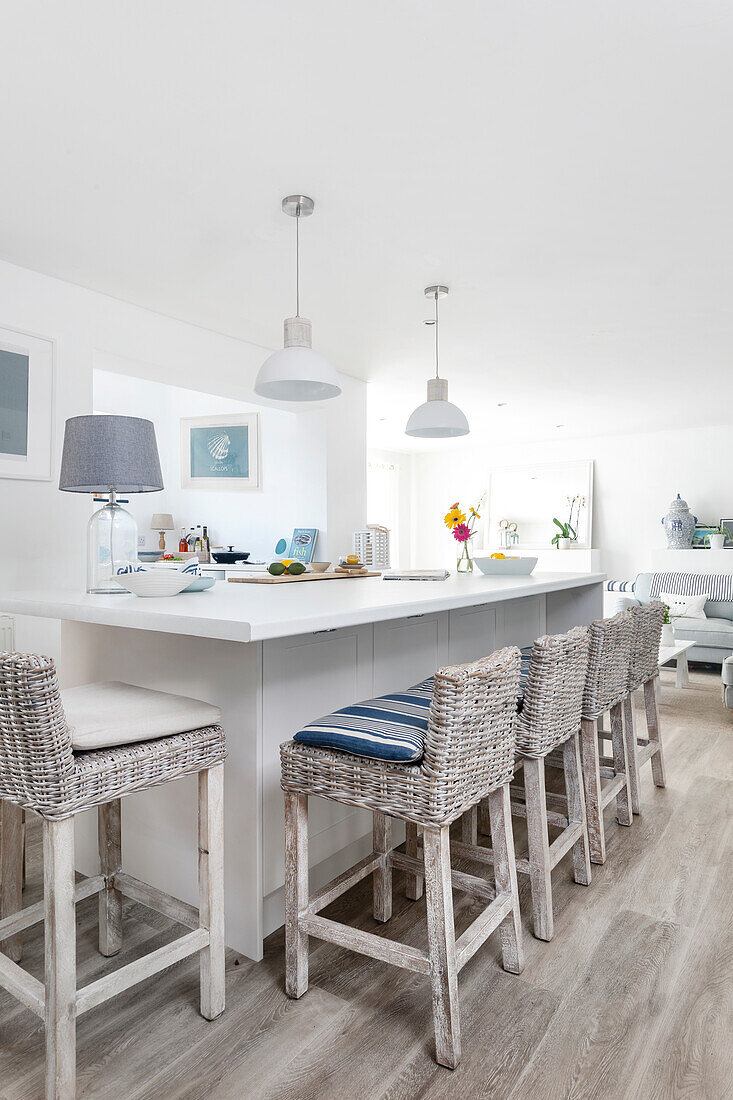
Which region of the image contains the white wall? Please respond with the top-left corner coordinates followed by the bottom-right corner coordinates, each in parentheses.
top-left (407, 422), bottom-right (733, 580)
top-left (93, 368), bottom-right (329, 561)
top-left (0, 258), bottom-right (366, 653)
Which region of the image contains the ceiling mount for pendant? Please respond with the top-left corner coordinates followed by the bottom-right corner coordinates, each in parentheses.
top-left (405, 284), bottom-right (470, 439)
top-left (253, 194), bottom-right (341, 403)
top-left (282, 195), bottom-right (314, 218)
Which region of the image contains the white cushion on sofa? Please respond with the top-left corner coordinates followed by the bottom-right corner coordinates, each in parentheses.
top-left (661, 591), bottom-right (708, 620)
top-left (62, 681), bottom-right (222, 751)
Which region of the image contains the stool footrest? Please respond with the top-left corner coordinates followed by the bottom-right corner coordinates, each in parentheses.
top-left (455, 893), bottom-right (513, 972)
top-left (389, 850), bottom-right (496, 904)
top-left (600, 772), bottom-right (627, 809)
top-left (636, 740), bottom-right (659, 764)
top-left (307, 853), bottom-right (383, 916)
top-left (0, 875), bottom-right (104, 942)
top-left (300, 912), bottom-right (431, 975)
top-left (0, 949), bottom-right (45, 1017)
top-left (112, 872), bottom-right (199, 929)
top-left (76, 927), bottom-right (210, 1015)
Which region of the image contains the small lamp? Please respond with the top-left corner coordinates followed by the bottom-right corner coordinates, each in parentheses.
top-left (151, 513), bottom-right (174, 551)
top-left (59, 415), bottom-right (163, 594)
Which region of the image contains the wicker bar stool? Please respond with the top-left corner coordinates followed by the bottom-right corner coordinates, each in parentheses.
top-left (576, 610), bottom-right (635, 864)
top-left (280, 648), bottom-right (524, 1070)
top-left (461, 627), bottom-right (591, 942)
top-left (0, 653), bottom-right (226, 1100)
top-left (620, 601), bottom-right (666, 813)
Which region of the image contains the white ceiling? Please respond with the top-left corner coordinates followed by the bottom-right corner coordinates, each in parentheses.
top-left (1, 1), bottom-right (732, 451)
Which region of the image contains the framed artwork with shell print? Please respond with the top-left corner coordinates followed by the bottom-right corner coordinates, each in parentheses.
top-left (180, 413), bottom-right (260, 490)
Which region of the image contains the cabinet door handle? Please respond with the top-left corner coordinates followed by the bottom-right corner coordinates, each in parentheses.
top-left (313, 628), bottom-right (336, 635)
top-left (407, 614), bottom-right (425, 619)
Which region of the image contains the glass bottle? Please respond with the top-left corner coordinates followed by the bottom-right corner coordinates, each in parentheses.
top-left (179, 528), bottom-right (188, 553)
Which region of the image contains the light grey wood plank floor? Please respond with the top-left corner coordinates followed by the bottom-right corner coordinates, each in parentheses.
top-left (1, 666), bottom-right (731, 1099)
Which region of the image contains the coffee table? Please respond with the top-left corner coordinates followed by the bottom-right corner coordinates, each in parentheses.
top-left (658, 638), bottom-right (695, 700)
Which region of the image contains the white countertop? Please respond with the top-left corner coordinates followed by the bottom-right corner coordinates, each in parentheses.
top-left (0, 572), bottom-right (605, 644)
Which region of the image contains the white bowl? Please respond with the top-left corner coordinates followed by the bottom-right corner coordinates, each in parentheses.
top-left (114, 571), bottom-right (193, 598)
top-left (473, 555), bottom-right (538, 576)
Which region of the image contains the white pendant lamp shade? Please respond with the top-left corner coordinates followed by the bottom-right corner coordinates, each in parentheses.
top-left (254, 196), bottom-right (341, 402)
top-left (405, 286), bottom-right (469, 438)
top-left (405, 377), bottom-right (470, 438)
top-left (256, 317), bottom-right (341, 402)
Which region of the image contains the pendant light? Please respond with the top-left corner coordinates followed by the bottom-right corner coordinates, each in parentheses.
top-left (405, 285), bottom-right (469, 438)
top-left (254, 195), bottom-right (342, 402)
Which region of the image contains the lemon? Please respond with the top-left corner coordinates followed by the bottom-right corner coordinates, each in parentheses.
top-left (490, 552), bottom-right (506, 560)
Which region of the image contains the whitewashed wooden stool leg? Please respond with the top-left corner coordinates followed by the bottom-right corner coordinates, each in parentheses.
top-left (1, 800), bottom-right (23, 962)
top-left (523, 756), bottom-right (553, 941)
top-left (460, 806), bottom-right (478, 845)
top-left (487, 784), bottom-right (524, 973)
top-left (199, 765), bottom-right (225, 1021)
top-left (563, 732), bottom-right (592, 887)
top-left (98, 800), bottom-right (122, 957)
top-left (477, 799), bottom-right (491, 838)
top-left (373, 812), bottom-right (393, 922)
top-left (622, 693), bottom-right (641, 815)
top-left (610, 702), bottom-right (632, 826)
top-left (284, 791), bottom-right (309, 999)
top-left (423, 825), bottom-right (460, 1069)
top-left (580, 716), bottom-right (606, 864)
top-left (44, 815), bottom-right (76, 1100)
top-left (644, 676), bottom-right (666, 789)
top-left (404, 822), bottom-right (423, 901)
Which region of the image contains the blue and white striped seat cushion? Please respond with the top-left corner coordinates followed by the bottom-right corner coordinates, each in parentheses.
top-left (293, 678), bottom-right (434, 763)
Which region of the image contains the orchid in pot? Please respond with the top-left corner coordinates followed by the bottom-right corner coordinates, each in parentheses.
top-left (444, 494), bottom-right (484, 573)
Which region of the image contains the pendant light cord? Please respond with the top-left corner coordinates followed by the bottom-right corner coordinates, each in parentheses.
top-left (295, 205), bottom-right (301, 318)
top-left (434, 289), bottom-right (439, 378)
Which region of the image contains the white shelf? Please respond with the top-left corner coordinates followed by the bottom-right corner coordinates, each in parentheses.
top-left (651, 549), bottom-right (733, 573)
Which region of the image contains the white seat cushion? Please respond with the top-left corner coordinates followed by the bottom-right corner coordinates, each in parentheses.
top-left (62, 681), bottom-right (222, 751)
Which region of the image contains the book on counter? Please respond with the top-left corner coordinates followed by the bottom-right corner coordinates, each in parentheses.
top-left (383, 569), bottom-right (450, 581)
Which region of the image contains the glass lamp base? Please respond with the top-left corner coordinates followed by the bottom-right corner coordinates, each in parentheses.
top-left (87, 500), bottom-right (139, 594)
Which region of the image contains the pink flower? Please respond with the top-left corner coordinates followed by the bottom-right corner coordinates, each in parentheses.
top-left (453, 523), bottom-right (472, 542)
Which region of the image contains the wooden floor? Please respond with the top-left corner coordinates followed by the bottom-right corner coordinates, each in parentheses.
top-left (1, 666), bottom-right (732, 1099)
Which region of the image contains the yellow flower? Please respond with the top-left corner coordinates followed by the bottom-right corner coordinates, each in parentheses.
top-left (470, 507), bottom-right (480, 519)
top-left (444, 506), bottom-right (465, 529)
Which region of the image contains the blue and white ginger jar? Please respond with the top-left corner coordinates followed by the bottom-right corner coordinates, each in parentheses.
top-left (662, 494), bottom-right (696, 549)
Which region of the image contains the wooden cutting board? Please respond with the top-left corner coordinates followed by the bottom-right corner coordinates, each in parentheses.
top-left (228, 570), bottom-right (381, 584)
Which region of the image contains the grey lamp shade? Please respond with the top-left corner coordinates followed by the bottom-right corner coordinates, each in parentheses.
top-left (59, 414), bottom-right (164, 494)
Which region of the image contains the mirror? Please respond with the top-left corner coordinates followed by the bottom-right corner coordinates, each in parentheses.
top-left (486, 460), bottom-right (593, 549)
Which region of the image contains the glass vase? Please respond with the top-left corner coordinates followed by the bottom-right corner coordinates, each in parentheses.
top-left (457, 542), bottom-right (473, 573)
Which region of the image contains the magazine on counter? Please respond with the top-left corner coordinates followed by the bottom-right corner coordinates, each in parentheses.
top-left (383, 569), bottom-right (450, 581)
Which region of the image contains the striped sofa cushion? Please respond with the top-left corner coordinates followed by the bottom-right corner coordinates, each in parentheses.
top-left (293, 678), bottom-right (434, 763)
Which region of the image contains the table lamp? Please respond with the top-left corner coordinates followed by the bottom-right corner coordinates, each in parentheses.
top-left (151, 513), bottom-right (174, 551)
top-left (59, 415), bottom-right (164, 594)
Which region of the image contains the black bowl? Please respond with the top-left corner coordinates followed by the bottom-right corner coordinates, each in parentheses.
top-left (212, 550), bottom-right (250, 564)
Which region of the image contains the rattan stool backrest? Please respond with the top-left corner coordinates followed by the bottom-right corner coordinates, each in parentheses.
top-left (581, 610), bottom-right (634, 719)
top-left (627, 601), bottom-right (664, 690)
top-left (515, 625), bottom-right (590, 758)
top-left (0, 652), bottom-right (74, 808)
top-left (422, 646), bottom-right (520, 817)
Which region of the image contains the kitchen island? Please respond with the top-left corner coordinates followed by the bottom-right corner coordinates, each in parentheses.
top-left (0, 571), bottom-right (603, 960)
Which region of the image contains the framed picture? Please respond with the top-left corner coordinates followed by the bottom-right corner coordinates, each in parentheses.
top-left (180, 413), bottom-right (260, 491)
top-left (288, 528), bottom-right (318, 562)
top-left (720, 519), bottom-right (733, 548)
top-left (0, 325), bottom-right (55, 481)
top-left (691, 525), bottom-right (717, 548)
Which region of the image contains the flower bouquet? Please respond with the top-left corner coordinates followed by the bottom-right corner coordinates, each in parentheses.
top-left (444, 495), bottom-right (484, 573)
